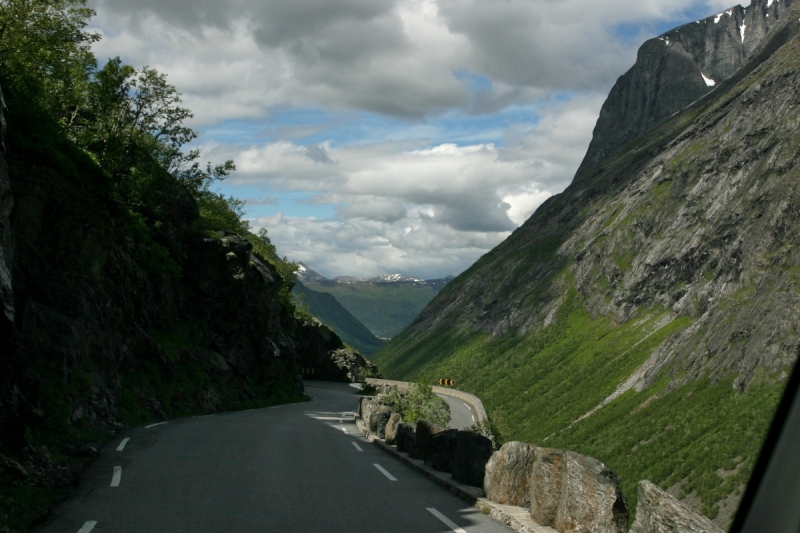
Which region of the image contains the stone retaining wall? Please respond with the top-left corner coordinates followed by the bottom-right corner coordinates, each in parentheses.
top-left (358, 397), bottom-right (720, 533)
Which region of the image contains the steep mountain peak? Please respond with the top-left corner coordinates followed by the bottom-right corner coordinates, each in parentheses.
top-left (369, 274), bottom-right (425, 284)
top-left (333, 275), bottom-right (367, 283)
top-left (295, 262), bottom-right (328, 283)
top-left (575, 0), bottom-right (794, 180)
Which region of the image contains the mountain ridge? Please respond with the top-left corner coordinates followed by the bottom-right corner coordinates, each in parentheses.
top-left (292, 280), bottom-right (386, 355)
top-left (576, 0), bottom-right (795, 180)
top-left (372, 2), bottom-right (800, 526)
top-left (297, 262), bottom-right (454, 338)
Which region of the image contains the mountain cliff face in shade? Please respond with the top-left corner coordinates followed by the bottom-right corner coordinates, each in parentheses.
top-left (0, 85), bottom-right (375, 530)
top-left (372, 3), bottom-right (800, 527)
top-left (576, 0), bottom-right (795, 179)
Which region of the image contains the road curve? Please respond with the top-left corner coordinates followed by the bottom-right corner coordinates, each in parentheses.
top-left (33, 382), bottom-right (511, 533)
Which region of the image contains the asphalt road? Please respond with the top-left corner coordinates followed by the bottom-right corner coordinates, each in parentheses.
top-left (439, 394), bottom-right (479, 430)
top-left (33, 382), bottom-right (511, 533)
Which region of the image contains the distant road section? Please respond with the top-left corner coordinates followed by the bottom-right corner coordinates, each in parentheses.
top-left (365, 378), bottom-right (487, 430)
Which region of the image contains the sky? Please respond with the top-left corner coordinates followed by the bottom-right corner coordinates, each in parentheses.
top-left (87, 0), bottom-right (738, 280)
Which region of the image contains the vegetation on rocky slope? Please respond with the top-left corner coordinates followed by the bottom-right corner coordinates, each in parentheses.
top-left (373, 4), bottom-right (800, 527)
top-left (0, 2), bottom-right (362, 530)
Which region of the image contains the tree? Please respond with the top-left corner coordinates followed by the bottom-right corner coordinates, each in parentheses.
top-left (75, 58), bottom-right (197, 182)
top-left (0, 0), bottom-right (99, 123)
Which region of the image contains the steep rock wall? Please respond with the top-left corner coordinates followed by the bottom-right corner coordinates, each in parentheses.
top-left (0, 86), bottom-right (358, 455)
top-left (576, 0), bottom-right (795, 179)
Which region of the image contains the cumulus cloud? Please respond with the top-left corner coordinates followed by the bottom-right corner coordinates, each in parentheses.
top-left (196, 94), bottom-right (605, 277)
top-left (253, 211), bottom-right (508, 280)
top-left (336, 197), bottom-right (408, 222)
top-left (304, 144), bottom-right (337, 165)
top-left (86, 0), bottom-right (718, 277)
top-left (89, 0), bottom-right (713, 122)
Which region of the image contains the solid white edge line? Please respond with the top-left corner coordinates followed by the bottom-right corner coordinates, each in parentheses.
top-left (77, 521), bottom-right (97, 533)
top-left (427, 507), bottom-right (468, 533)
top-left (144, 421), bottom-right (167, 429)
top-left (351, 441), bottom-right (363, 452)
top-left (373, 463), bottom-right (397, 481)
top-left (116, 437), bottom-right (130, 452)
top-left (110, 466), bottom-right (121, 487)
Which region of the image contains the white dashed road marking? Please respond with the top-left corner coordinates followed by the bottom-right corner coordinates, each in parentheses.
top-left (144, 421), bottom-right (167, 429)
top-left (110, 466), bottom-right (122, 487)
top-left (472, 415), bottom-right (476, 422)
top-left (77, 521), bottom-right (97, 533)
top-left (116, 438), bottom-right (130, 452)
top-left (427, 508), bottom-right (468, 533)
top-left (341, 427), bottom-right (347, 433)
top-left (351, 442), bottom-right (363, 452)
top-left (373, 463), bottom-right (397, 481)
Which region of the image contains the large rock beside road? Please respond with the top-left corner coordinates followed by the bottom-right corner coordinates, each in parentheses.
top-left (396, 422), bottom-right (416, 453)
top-left (530, 448), bottom-right (566, 527)
top-left (384, 413), bottom-right (403, 445)
top-left (369, 405), bottom-right (394, 438)
top-left (358, 398), bottom-right (379, 424)
top-left (453, 430), bottom-right (494, 487)
top-left (530, 448), bottom-right (628, 533)
top-left (630, 480), bottom-right (723, 533)
top-left (426, 428), bottom-right (458, 473)
top-left (411, 420), bottom-right (444, 460)
top-left (484, 441), bottom-right (536, 507)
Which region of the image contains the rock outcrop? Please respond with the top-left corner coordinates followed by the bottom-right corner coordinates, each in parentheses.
top-left (0, 80), bottom-right (375, 529)
top-left (384, 412), bottom-right (403, 445)
top-left (411, 420), bottom-right (444, 460)
top-left (295, 320), bottom-right (379, 382)
top-left (426, 428), bottom-right (458, 473)
top-left (484, 441), bottom-right (536, 507)
top-left (630, 481), bottom-right (724, 533)
top-left (369, 405), bottom-right (394, 438)
top-left (396, 422), bottom-right (416, 453)
top-left (453, 430), bottom-right (494, 487)
top-left (576, 0), bottom-right (795, 179)
top-left (530, 449), bottom-right (628, 533)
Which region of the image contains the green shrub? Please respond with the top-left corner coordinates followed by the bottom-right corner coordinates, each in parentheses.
top-left (382, 383), bottom-right (450, 426)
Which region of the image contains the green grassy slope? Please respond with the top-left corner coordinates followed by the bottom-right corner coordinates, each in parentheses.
top-left (372, 288), bottom-right (784, 520)
top-left (293, 281), bottom-right (386, 355)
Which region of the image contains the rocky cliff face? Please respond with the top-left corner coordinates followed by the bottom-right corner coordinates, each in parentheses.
top-left (373, 3), bottom-right (800, 525)
top-left (577, 0), bottom-right (795, 179)
top-left (0, 84), bottom-right (365, 529)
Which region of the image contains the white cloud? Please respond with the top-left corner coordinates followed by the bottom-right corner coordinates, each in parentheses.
top-left (200, 94), bottom-right (604, 277)
top-left (86, 0), bottom-right (718, 277)
top-left (252, 211), bottom-right (508, 280)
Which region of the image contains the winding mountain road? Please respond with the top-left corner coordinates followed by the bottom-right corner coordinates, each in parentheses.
top-left (33, 382), bottom-right (511, 533)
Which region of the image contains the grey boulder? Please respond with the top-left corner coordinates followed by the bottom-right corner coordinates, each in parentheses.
top-left (630, 480), bottom-right (723, 533)
top-left (484, 441), bottom-right (536, 507)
